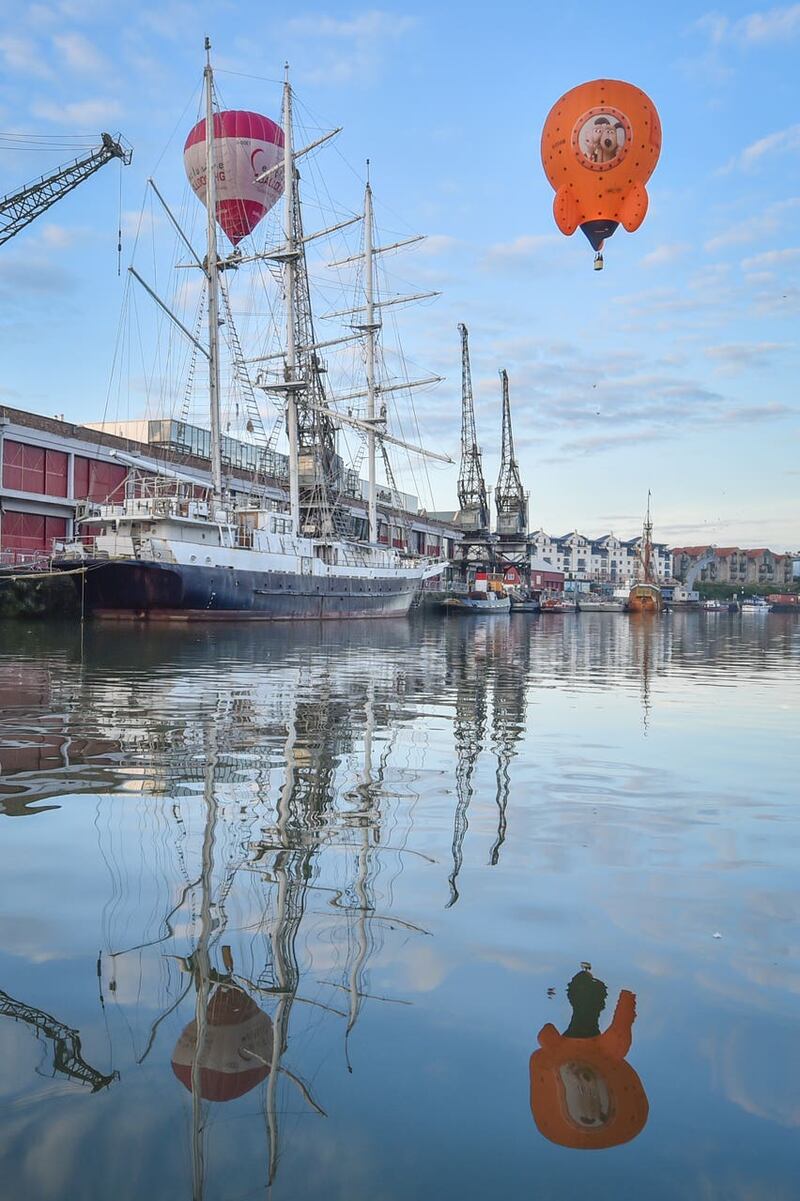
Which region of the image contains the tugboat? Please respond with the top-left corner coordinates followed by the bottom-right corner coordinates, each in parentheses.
top-left (628, 494), bottom-right (663, 614)
top-left (444, 573), bottom-right (511, 613)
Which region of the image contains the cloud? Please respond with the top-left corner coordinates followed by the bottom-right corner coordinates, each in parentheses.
top-left (640, 242), bottom-right (692, 267)
top-left (31, 97), bottom-right (122, 125)
top-left (481, 233), bottom-right (560, 271)
top-left (286, 9), bottom-right (418, 85)
top-left (38, 223), bottom-right (84, 248)
top-left (721, 123), bottom-right (800, 172)
top-left (741, 247), bottom-right (800, 271)
top-left (698, 4), bottom-right (800, 45)
top-left (0, 34), bottom-right (52, 78)
top-left (732, 3), bottom-right (800, 43)
top-left (720, 400), bottom-right (793, 420)
top-left (704, 198), bottom-right (800, 251)
top-left (559, 428), bottom-right (673, 456)
top-left (705, 341), bottom-right (786, 371)
top-left (287, 10), bottom-right (417, 38)
top-left (0, 255), bottom-right (76, 296)
top-left (417, 234), bottom-right (460, 257)
top-left (52, 31), bottom-right (107, 73)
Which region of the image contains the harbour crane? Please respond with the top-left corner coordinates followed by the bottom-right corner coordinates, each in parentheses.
top-left (495, 370), bottom-right (528, 539)
top-left (455, 323), bottom-right (490, 535)
top-left (0, 986), bottom-right (117, 1092)
top-left (0, 132), bottom-right (132, 248)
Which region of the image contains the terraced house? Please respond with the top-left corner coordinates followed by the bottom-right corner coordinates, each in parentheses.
top-left (671, 546), bottom-right (793, 588)
top-left (530, 530), bottom-right (672, 583)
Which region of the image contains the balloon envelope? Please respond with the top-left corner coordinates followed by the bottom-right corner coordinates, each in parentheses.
top-left (172, 986), bottom-right (273, 1102)
top-left (184, 110), bottom-right (284, 246)
top-left (541, 79), bottom-right (661, 256)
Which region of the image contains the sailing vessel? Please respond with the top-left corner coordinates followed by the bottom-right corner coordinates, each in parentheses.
top-left (628, 494), bottom-right (664, 614)
top-left (56, 44), bottom-right (447, 620)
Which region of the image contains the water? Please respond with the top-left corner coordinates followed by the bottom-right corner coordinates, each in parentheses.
top-left (0, 612), bottom-right (797, 1200)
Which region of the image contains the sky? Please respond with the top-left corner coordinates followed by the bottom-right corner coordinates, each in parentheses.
top-left (0, 0), bottom-right (798, 550)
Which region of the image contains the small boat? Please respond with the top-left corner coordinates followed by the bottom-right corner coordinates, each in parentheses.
top-left (509, 589), bottom-right (540, 613)
top-left (702, 599), bottom-right (735, 612)
top-left (444, 589), bottom-right (511, 613)
top-left (577, 596), bottom-right (626, 613)
top-left (540, 595), bottom-right (575, 614)
top-left (739, 596), bottom-right (772, 614)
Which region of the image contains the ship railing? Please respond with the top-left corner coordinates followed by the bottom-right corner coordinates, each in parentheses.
top-left (52, 535), bottom-right (105, 559)
top-left (0, 548), bottom-right (53, 570)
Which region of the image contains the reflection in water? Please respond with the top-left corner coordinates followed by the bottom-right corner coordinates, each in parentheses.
top-left (529, 968), bottom-right (649, 1149)
top-left (0, 614), bottom-right (798, 1199)
top-left (90, 623), bottom-right (427, 1193)
top-left (0, 987), bottom-right (117, 1093)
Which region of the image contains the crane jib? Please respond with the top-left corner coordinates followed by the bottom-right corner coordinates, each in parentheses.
top-left (0, 134), bottom-right (132, 248)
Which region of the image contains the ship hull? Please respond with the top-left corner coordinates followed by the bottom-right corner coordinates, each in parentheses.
top-left (64, 559), bottom-right (419, 620)
top-left (628, 584), bottom-right (663, 614)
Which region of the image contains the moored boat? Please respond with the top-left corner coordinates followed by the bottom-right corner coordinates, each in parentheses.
top-left (509, 588), bottom-right (541, 612)
top-left (540, 594), bottom-right (575, 614)
top-left (53, 46), bottom-right (447, 621)
top-left (627, 493), bottom-right (663, 613)
top-left (576, 596), bottom-right (627, 612)
top-left (739, 596), bottom-right (772, 614)
top-left (444, 589), bottom-right (511, 613)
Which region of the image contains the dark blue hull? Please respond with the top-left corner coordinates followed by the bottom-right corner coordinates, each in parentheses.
top-left (64, 559), bottom-right (418, 621)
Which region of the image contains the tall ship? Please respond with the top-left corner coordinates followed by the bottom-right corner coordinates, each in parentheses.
top-left (628, 494), bottom-right (664, 614)
top-left (56, 44), bottom-right (448, 620)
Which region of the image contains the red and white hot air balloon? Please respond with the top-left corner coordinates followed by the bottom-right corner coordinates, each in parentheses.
top-left (172, 985), bottom-right (274, 1102)
top-left (184, 110), bottom-right (285, 246)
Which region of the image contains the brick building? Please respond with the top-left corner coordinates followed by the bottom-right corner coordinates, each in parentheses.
top-left (0, 405), bottom-right (460, 564)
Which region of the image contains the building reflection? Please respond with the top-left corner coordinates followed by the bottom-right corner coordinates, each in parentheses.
top-left (529, 966), bottom-right (649, 1149)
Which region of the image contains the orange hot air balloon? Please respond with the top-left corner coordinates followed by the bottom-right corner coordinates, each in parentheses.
top-left (541, 79), bottom-right (662, 269)
top-left (529, 972), bottom-right (649, 1150)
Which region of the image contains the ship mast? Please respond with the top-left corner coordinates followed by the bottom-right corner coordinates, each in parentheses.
top-left (363, 167), bottom-right (378, 544)
top-left (281, 65), bottom-right (301, 536)
top-left (203, 39), bottom-right (223, 504)
top-left (642, 490), bottom-right (654, 583)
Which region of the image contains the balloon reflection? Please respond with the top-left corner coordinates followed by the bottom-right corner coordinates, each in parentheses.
top-left (530, 967), bottom-right (649, 1149)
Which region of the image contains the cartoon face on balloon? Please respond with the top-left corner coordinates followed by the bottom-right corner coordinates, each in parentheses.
top-left (573, 108), bottom-right (632, 170)
top-left (540, 79), bottom-right (662, 264)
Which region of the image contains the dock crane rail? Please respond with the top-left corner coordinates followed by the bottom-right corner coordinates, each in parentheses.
top-left (0, 132), bottom-right (132, 248)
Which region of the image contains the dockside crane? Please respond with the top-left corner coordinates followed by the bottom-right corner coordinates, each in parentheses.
top-left (455, 323), bottom-right (490, 536)
top-left (0, 986), bottom-right (117, 1092)
top-left (495, 370), bottom-right (528, 539)
top-left (0, 133), bottom-right (132, 248)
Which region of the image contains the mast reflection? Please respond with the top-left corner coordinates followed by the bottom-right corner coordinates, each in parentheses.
top-left (94, 626), bottom-right (427, 1193)
top-left (529, 967), bottom-right (649, 1149)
